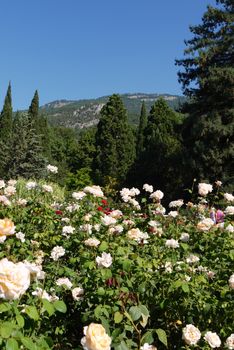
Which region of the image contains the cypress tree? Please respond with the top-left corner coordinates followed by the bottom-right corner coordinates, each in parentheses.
top-left (176, 0), bottom-right (234, 185)
top-left (0, 83), bottom-right (13, 177)
top-left (136, 101), bottom-right (147, 157)
top-left (29, 90), bottom-right (39, 121)
top-left (94, 94), bottom-right (135, 185)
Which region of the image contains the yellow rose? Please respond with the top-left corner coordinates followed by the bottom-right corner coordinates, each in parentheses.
top-left (0, 258), bottom-right (31, 300)
top-left (81, 323), bottom-right (111, 350)
top-left (0, 218), bottom-right (15, 236)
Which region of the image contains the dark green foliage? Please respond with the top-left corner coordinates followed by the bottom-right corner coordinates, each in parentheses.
top-left (94, 94), bottom-right (136, 185)
top-left (0, 83), bottom-right (13, 177)
top-left (129, 99), bottom-right (183, 199)
top-left (176, 0), bottom-right (234, 186)
top-left (29, 90), bottom-right (39, 120)
top-left (136, 102), bottom-right (147, 156)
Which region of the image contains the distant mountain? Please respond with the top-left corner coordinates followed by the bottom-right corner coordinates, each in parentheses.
top-left (40, 93), bottom-right (186, 131)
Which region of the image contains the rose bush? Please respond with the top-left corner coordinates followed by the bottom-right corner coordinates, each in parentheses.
top-left (0, 176), bottom-right (232, 349)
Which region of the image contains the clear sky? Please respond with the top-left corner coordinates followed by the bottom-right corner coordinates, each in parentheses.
top-left (0, 0), bottom-right (216, 110)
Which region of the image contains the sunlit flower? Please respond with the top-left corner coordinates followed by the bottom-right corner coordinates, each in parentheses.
top-left (84, 185), bottom-right (104, 197)
top-left (225, 334), bottom-right (234, 350)
top-left (4, 185), bottom-right (16, 196)
top-left (228, 274), bottom-right (234, 289)
top-left (168, 210), bottom-right (178, 218)
top-left (0, 180), bottom-right (6, 189)
top-left (0, 195), bottom-right (11, 206)
top-left (180, 232), bottom-right (190, 242)
top-left (140, 343), bottom-right (157, 350)
top-left (72, 287), bottom-right (84, 301)
top-left (96, 252), bottom-right (112, 268)
top-left (226, 224), bottom-right (234, 233)
top-left (72, 191), bottom-right (86, 200)
top-left (150, 190), bottom-right (164, 201)
top-left (84, 238), bottom-right (100, 247)
top-left (101, 215), bottom-right (117, 226)
top-left (204, 331), bottom-right (221, 348)
top-left (197, 218), bottom-right (214, 231)
top-left (169, 199), bottom-right (184, 208)
top-left (143, 184), bottom-right (153, 193)
top-left (165, 239), bottom-right (179, 248)
top-left (182, 324), bottom-right (201, 346)
top-left (81, 323), bottom-right (111, 350)
top-left (16, 231), bottom-right (25, 242)
top-left (0, 258), bottom-right (31, 300)
top-left (224, 193), bottom-right (234, 202)
top-left (50, 246), bottom-right (65, 261)
top-left (198, 183), bottom-right (213, 196)
top-left (56, 277), bottom-right (73, 289)
top-left (47, 164), bottom-right (58, 173)
top-left (0, 218), bottom-right (15, 240)
top-left (186, 254), bottom-right (200, 264)
top-left (225, 206), bottom-right (234, 215)
top-left (26, 181), bottom-right (37, 190)
top-left (62, 225), bottom-right (75, 236)
top-left (42, 184), bottom-right (53, 193)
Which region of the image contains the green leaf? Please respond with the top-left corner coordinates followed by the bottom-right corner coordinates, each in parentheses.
top-left (141, 331), bottom-right (154, 345)
top-left (6, 338), bottom-right (19, 350)
top-left (129, 306), bottom-right (142, 321)
top-left (181, 283), bottom-right (189, 293)
top-left (25, 306), bottom-right (39, 321)
top-left (42, 299), bottom-right (55, 316)
top-left (16, 315), bottom-right (24, 328)
top-left (0, 323), bottom-right (13, 338)
top-left (156, 328), bottom-right (167, 347)
top-left (122, 259), bottom-right (132, 272)
top-left (21, 337), bottom-right (37, 350)
top-left (115, 341), bottom-right (129, 350)
top-left (54, 300), bottom-right (67, 313)
top-left (138, 305), bottom-right (149, 316)
top-left (99, 241), bottom-right (109, 251)
top-left (0, 303), bottom-right (11, 313)
top-left (114, 311), bottom-right (123, 324)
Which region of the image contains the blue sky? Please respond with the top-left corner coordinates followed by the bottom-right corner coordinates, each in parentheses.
top-left (0, 0), bottom-right (216, 110)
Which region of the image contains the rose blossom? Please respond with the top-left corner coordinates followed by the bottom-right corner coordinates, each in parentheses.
top-left (197, 218), bottom-right (214, 231)
top-left (140, 343), bottom-right (157, 350)
top-left (225, 334), bottom-right (234, 350)
top-left (198, 183), bottom-right (213, 196)
top-left (84, 238), bottom-right (100, 247)
top-left (4, 185), bottom-right (16, 196)
top-left (56, 277), bottom-right (73, 289)
top-left (182, 324), bottom-right (201, 346)
top-left (72, 191), bottom-right (86, 200)
top-left (26, 181), bottom-right (37, 190)
top-left (0, 195), bottom-right (11, 206)
top-left (225, 206), bottom-right (234, 215)
top-left (50, 246), bottom-right (65, 261)
top-left (228, 274), bottom-right (234, 289)
top-left (0, 180), bottom-right (5, 189)
top-left (169, 199), bottom-right (184, 208)
top-left (42, 184), bottom-right (53, 193)
top-left (150, 190), bottom-right (164, 201)
top-left (84, 185), bottom-right (104, 197)
top-left (96, 253), bottom-right (112, 268)
top-left (0, 258), bottom-right (31, 300)
top-left (204, 331), bottom-right (221, 348)
top-left (224, 193), bottom-right (234, 202)
top-left (0, 218), bottom-right (15, 239)
top-left (47, 164), bottom-right (58, 174)
top-left (165, 239), bottom-right (179, 248)
top-left (143, 184), bottom-right (153, 193)
top-left (81, 323), bottom-right (111, 350)
top-left (101, 215), bottom-right (116, 226)
top-left (180, 232), bottom-right (190, 242)
top-left (72, 287), bottom-right (84, 301)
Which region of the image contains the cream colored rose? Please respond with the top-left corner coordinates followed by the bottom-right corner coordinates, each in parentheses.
top-left (0, 218), bottom-right (15, 237)
top-left (0, 258), bottom-right (31, 300)
top-left (81, 323), bottom-right (111, 350)
top-left (182, 324), bottom-right (201, 346)
top-left (197, 218), bottom-right (214, 231)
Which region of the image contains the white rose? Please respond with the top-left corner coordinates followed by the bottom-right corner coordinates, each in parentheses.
top-left (101, 215), bottom-right (116, 226)
top-left (56, 278), bottom-right (73, 289)
top-left (96, 253), bottom-right (112, 268)
top-left (228, 274), bottom-right (234, 289)
top-left (42, 184), bottom-right (53, 193)
top-left (225, 334), bottom-right (234, 350)
top-left (0, 218), bottom-right (15, 239)
top-left (50, 246), bottom-right (65, 261)
top-left (0, 258), bottom-right (31, 300)
top-left (169, 199), bottom-right (184, 208)
top-left (225, 206), bottom-right (234, 215)
top-left (4, 185), bottom-right (16, 196)
top-left (26, 181), bottom-right (37, 190)
top-left (47, 164), bottom-right (58, 174)
top-left (140, 343), bottom-right (157, 350)
top-left (182, 324), bottom-right (201, 346)
top-left (143, 184), bottom-right (153, 193)
top-left (84, 185), bottom-right (104, 197)
top-left (72, 191), bottom-right (86, 200)
top-left (224, 193), bottom-right (234, 202)
top-left (81, 323), bottom-right (111, 350)
top-left (204, 331), bottom-right (221, 348)
top-left (0, 180), bottom-right (6, 189)
top-left (150, 190), bottom-right (164, 201)
top-left (197, 218), bottom-right (214, 231)
top-left (165, 239), bottom-right (179, 248)
top-left (198, 183), bottom-right (213, 196)
top-left (72, 287), bottom-right (84, 301)
top-left (84, 238), bottom-right (100, 247)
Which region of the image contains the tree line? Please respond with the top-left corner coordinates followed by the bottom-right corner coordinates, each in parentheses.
top-left (0, 0), bottom-right (233, 199)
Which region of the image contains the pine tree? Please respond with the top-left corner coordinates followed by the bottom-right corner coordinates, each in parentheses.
top-left (136, 101), bottom-right (147, 157)
top-left (94, 94), bottom-right (135, 185)
top-left (176, 0), bottom-right (234, 185)
top-left (130, 98), bottom-right (183, 198)
top-left (29, 90), bottom-right (39, 120)
top-left (0, 83), bottom-right (13, 177)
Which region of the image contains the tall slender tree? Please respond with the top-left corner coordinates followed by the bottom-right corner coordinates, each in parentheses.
top-left (94, 94), bottom-right (135, 185)
top-left (136, 101), bottom-right (147, 157)
top-left (0, 83), bottom-right (13, 177)
top-left (176, 0), bottom-right (234, 185)
top-left (29, 90), bottom-right (39, 121)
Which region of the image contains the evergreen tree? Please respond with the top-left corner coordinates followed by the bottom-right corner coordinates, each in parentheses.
top-left (136, 101), bottom-right (147, 157)
top-left (29, 90), bottom-right (39, 120)
top-left (0, 83), bottom-right (13, 177)
top-left (176, 0), bottom-right (234, 185)
top-left (94, 94), bottom-right (135, 185)
top-left (130, 98), bottom-right (183, 198)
